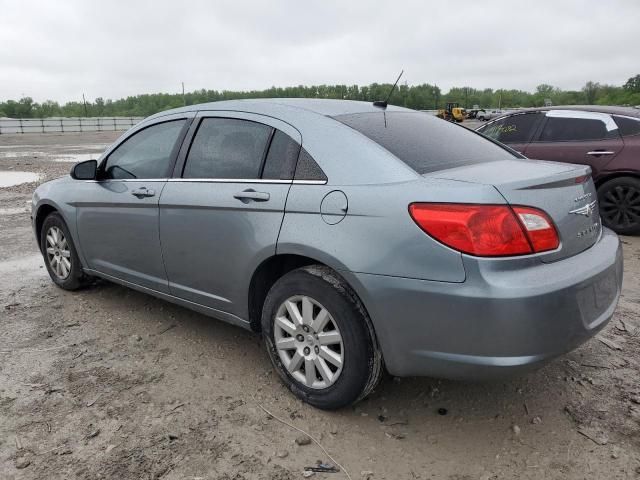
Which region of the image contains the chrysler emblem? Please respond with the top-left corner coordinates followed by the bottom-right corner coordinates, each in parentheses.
top-left (569, 200), bottom-right (597, 217)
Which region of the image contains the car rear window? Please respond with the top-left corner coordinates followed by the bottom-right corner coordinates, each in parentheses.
top-left (333, 112), bottom-right (516, 174)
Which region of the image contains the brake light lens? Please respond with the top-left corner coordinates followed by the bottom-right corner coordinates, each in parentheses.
top-left (512, 206), bottom-right (559, 252)
top-left (409, 203), bottom-right (559, 257)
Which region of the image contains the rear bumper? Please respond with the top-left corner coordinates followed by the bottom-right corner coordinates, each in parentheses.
top-left (351, 228), bottom-right (623, 379)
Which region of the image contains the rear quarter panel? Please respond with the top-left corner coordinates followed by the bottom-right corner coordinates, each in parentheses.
top-left (277, 178), bottom-right (507, 283)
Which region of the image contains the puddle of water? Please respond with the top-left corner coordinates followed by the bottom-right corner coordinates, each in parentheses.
top-left (61, 144), bottom-right (109, 150)
top-left (0, 143), bottom-right (108, 150)
top-left (0, 254), bottom-right (46, 278)
top-left (51, 153), bottom-right (99, 163)
top-left (0, 151), bottom-right (49, 159)
top-left (0, 207), bottom-right (29, 215)
top-left (0, 171), bottom-right (41, 187)
top-left (0, 151), bottom-right (101, 163)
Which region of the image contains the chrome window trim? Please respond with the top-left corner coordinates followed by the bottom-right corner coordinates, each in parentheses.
top-left (167, 178), bottom-right (328, 185)
top-left (83, 179), bottom-right (167, 183)
top-left (291, 180), bottom-right (327, 185)
top-left (83, 178), bottom-right (328, 185)
top-left (169, 178), bottom-right (292, 184)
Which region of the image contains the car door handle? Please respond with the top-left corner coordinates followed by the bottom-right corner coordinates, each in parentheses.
top-left (131, 187), bottom-right (156, 198)
top-left (587, 151), bottom-right (615, 156)
top-left (233, 189), bottom-right (270, 203)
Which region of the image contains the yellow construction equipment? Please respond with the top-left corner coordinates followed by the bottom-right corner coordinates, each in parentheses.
top-left (436, 102), bottom-right (465, 122)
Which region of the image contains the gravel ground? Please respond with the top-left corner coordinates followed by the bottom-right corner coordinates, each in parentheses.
top-left (0, 131), bottom-right (639, 480)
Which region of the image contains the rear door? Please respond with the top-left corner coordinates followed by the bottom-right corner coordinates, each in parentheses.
top-left (75, 115), bottom-right (191, 292)
top-left (523, 110), bottom-right (623, 176)
top-left (159, 112), bottom-right (301, 319)
top-left (477, 112), bottom-right (544, 154)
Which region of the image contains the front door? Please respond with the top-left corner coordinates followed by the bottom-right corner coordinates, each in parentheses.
top-left (159, 113), bottom-right (302, 319)
top-left (76, 117), bottom-right (189, 292)
top-left (477, 111), bottom-right (544, 155)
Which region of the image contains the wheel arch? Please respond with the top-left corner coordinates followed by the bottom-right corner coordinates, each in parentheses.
top-left (594, 171), bottom-right (640, 189)
top-left (34, 202), bottom-right (60, 252)
top-left (247, 251), bottom-right (379, 347)
top-left (248, 253), bottom-right (327, 332)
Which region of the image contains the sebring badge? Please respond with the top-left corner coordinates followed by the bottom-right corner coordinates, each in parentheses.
top-left (569, 200), bottom-right (597, 217)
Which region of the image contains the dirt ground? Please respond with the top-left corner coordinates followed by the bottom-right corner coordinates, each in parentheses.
top-left (0, 131), bottom-right (639, 480)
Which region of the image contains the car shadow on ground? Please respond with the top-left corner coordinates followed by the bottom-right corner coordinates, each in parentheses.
top-left (84, 277), bottom-right (600, 423)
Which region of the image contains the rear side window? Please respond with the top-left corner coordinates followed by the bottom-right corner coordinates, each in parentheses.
top-left (538, 112), bottom-right (619, 142)
top-left (479, 113), bottom-right (542, 144)
top-left (295, 148), bottom-right (327, 181)
top-left (103, 119), bottom-right (186, 179)
top-left (183, 118), bottom-right (272, 179)
top-left (613, 115), bottom-right (640, 137)
top-left (334, 112), bottom-right (516, 174)
top-left (262, 130), bottom-right (300, 180)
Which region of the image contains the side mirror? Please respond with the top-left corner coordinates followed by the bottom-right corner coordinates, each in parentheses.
top-left (70, 159), bottom-right (97, 180)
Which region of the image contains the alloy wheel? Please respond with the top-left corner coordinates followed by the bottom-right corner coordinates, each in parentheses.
top-left (273, 295), bottom-right (344, 389)
top-left (45, 226), bottom-right (71, 280)
top-left (600, 184), bottom-right (640, 230)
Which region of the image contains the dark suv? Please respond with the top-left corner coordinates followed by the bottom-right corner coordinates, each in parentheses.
top-left (477, 106), bottom-right (640, 235)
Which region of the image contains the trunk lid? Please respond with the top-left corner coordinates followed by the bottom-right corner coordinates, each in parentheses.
top-left (427, 159), bottom-right (601, 262)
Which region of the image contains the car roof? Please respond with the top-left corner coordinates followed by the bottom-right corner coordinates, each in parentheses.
top-left (507, 105), bottom-right (640, 118)
top-left (141, 99), bottom-right (419, 186)
top-left (147, 98), bottom-right (412, 121)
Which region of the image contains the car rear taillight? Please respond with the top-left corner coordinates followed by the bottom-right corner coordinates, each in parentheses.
top-left (408, 203), bottom-right (559, 257)
top-left (511, 206), bottom-right (559, 253)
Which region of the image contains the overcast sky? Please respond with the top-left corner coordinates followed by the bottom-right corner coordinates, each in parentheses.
top-left (1, 0), bottom-right (638, 103)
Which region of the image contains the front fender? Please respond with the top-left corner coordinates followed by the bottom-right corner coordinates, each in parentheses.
top-left (32, 178), bottom-right (88, 268)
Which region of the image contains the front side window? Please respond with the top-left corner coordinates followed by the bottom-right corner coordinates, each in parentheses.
top-left (479, 113), bottom-right (542, 144)
top-left (538, 111), bottom-right (619, 142)
top-left (183, 118), bottom-right (272, 179)
top-left (103, 120), bottom-right (186, 179)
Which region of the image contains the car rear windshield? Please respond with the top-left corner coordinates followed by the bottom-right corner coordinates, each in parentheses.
top-left (333, 111), bottom-right (516, 174)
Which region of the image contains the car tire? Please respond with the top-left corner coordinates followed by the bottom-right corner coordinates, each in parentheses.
top-left (40, 212), bottom-right (91, 290)
top-left (261, 265), bottom-right (383, 409)
top-left (597, 177), bottom-right (640, 235)
top-left (478, 116), bottom-right (485, 121)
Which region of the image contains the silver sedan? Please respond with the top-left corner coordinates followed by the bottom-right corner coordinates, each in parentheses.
top-left (32, 99), bottom-right (623, 409)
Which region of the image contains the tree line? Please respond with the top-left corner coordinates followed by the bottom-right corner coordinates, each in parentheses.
top-left (1, 75), bottom-right (639, 119)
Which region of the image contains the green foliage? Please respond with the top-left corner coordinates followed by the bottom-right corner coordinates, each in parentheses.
top-left (624, 74), bottom-right (640, 93)
top-left (582, 81), bottom-right (601, 104)
top-left (1, 75), bottom-right (639, 118)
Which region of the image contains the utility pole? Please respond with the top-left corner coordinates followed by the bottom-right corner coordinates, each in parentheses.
top-left (403, 80), bottom-right (408, 107)
top-left (182, 82), bottom-right (186, 106)
top-left (82, 93), bottom-right (88, 117)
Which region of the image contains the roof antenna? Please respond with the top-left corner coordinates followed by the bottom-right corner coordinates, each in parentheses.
top-left (373, 70), bottom-right (404, 109)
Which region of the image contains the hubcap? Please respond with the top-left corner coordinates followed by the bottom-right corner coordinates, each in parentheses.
top-left (600, 185), bottom-right (640, 230)
top-left (273, 295), bottom-right (344, 389)
top-left (45, 226), bottom-right (71, 280)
